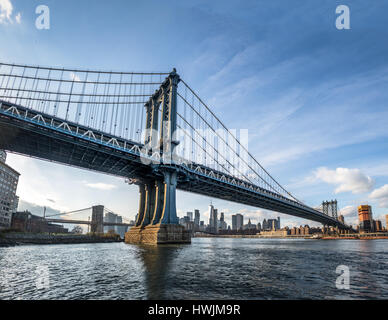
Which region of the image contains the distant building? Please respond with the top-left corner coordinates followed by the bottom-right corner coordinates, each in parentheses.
top-left (186, 212), bottom-right (193, 222)
top-left (338, 215), bottom-right (345, 224)
top-left (386, 215), bottom-right (388, 231)
top-left (104, 212), bottom-right (128, 239)
top-left (232, 213), bottom-right (243, 231)
top-left (259, 229), bottom-right (289, 237)
top-left (179, 216), bottom-right (194, 234)
top-left (374, 220), bottom-right (382, 232)
top-left (194, 210), bottom-right (200, 227)
top-left (358, 205), bottom-right (374, 233)
top-left (262, 217), bottom-right (280, 231)
top-left (0, 150), bottom-right (20, 229)
top-left (218, 212), bottom-right (227, 231)
top-left (11, 211), bottom-right (68, 233)
top-left (243, 219), bottom-right (256, 231)
top-left (209, 205), bottom-right (218, 234)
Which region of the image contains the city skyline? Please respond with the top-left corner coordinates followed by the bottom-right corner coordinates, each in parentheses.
top-left (1, 0), bottom-right (388, 229)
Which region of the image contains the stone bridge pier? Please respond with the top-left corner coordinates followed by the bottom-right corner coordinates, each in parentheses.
top-left (125, 171), bottom-right (191, 244)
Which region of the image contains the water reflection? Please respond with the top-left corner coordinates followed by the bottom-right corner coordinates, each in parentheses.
top-left (136, 244), bottom-right (183, 299)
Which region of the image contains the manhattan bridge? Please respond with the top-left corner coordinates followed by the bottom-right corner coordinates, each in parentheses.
top-left (0, 62), bottom-right (351, 243)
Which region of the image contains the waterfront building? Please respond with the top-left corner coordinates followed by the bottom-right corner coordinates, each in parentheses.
top-left (0, 150), bottom-right (20, 229)
top-left (244, 219), bottom-right (257, 231)
top-left (374, 220), bottom-right (382, 232)
top-left (358, 205), bottom-right (374, 233)
top-left (187, 212), bottom-right (193, 222)
top-left (262, 217), bottom-right (280, 231)
top-left (259, 229), bottom-right (289, 237)
top-left (257, 222), bottom-right (261, 232)
top-left (11, 211), bottom-right (68, 233)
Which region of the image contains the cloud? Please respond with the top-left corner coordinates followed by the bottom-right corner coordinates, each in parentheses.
top-left (314, 167), bottom-right (374, 194)
top-left (339, 205), bottom-right (358, 217)
top-left (0, 0), bottom-right (12, 24)
top-left (15, 11), bottom-right (20, 24)
top-left (85, 182), bottom-right (117, 191)
top-left (369, 184), bottom-right (388, 208)
top-left (0, 0), bottom-right (20, 24)
top-left (18, 199), bottom-right (62, 217)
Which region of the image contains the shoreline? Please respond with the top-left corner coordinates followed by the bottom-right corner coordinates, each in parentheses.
top-left (193, 234), bottom-right (388, 240)
top-left (0, 232), bottom-right (123, 247)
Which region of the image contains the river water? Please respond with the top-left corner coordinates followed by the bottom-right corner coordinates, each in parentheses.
top-left (0, 238), bottom-right (387, 300)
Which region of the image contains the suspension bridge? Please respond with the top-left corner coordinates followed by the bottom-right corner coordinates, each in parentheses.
top-left (0, 62), bottom-right (351, 244)
top-left (44, 205), bottom-right (133, 232)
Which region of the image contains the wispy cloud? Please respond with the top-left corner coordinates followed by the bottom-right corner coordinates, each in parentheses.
top-left (0, 0), bottom-right (13, 24)
top-left (369, 185), bottom-right (388, 208)
top-left (85, 182), bottom-right (117, 191)
top-left (0, 0), bottom-right (20, 24)
top-left (15, 11), bottom-right (20, 24)
top-left (339, 205), bottom-right (358, 217)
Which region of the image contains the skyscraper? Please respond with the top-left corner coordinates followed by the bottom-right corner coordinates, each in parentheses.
top-left (0, 150), bottom-right (20, 229)
top-left (209, 204), bottom-right (214, 229)
top-left (187, 212), bottom-right (193, 221)
top-left (235, 213), bottom-right (243, 231)
top-left (232, 215), bottom-right (237, 230)
top-left (358, 205), bottom-right (374, 233)
top-left (194, 210), bottom-right (200, 227)
top-left (209, 205), bottom-right (218, 234)
top-left (219, 212), bottom-right (227, 231)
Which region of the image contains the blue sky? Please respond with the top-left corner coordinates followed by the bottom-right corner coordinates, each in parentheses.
top-left (1, 0), bottom-right (388, 228)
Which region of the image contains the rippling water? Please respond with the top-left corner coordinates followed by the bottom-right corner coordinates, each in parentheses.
top-left (0, 238), bottom-right (387, 300)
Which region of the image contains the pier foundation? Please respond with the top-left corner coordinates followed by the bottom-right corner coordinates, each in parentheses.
top-left (125, 172), bottom-right (191, 245)
top-left (125, 224), bottom-right (191, 245)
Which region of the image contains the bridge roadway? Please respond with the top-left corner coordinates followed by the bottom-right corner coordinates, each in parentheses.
top-left (46, 218), bottom-right (131, 227)
top-left (0, 99), bottom-right (347, 228)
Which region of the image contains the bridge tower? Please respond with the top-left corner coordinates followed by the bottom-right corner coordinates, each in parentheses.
top-left (91, 205), bottom-right (104, 233)
top-left (125, 69), bottom-right (191, 245)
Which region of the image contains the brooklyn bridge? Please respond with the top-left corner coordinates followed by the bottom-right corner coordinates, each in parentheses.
top-left (0, 62), bottom-right (351, 244)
